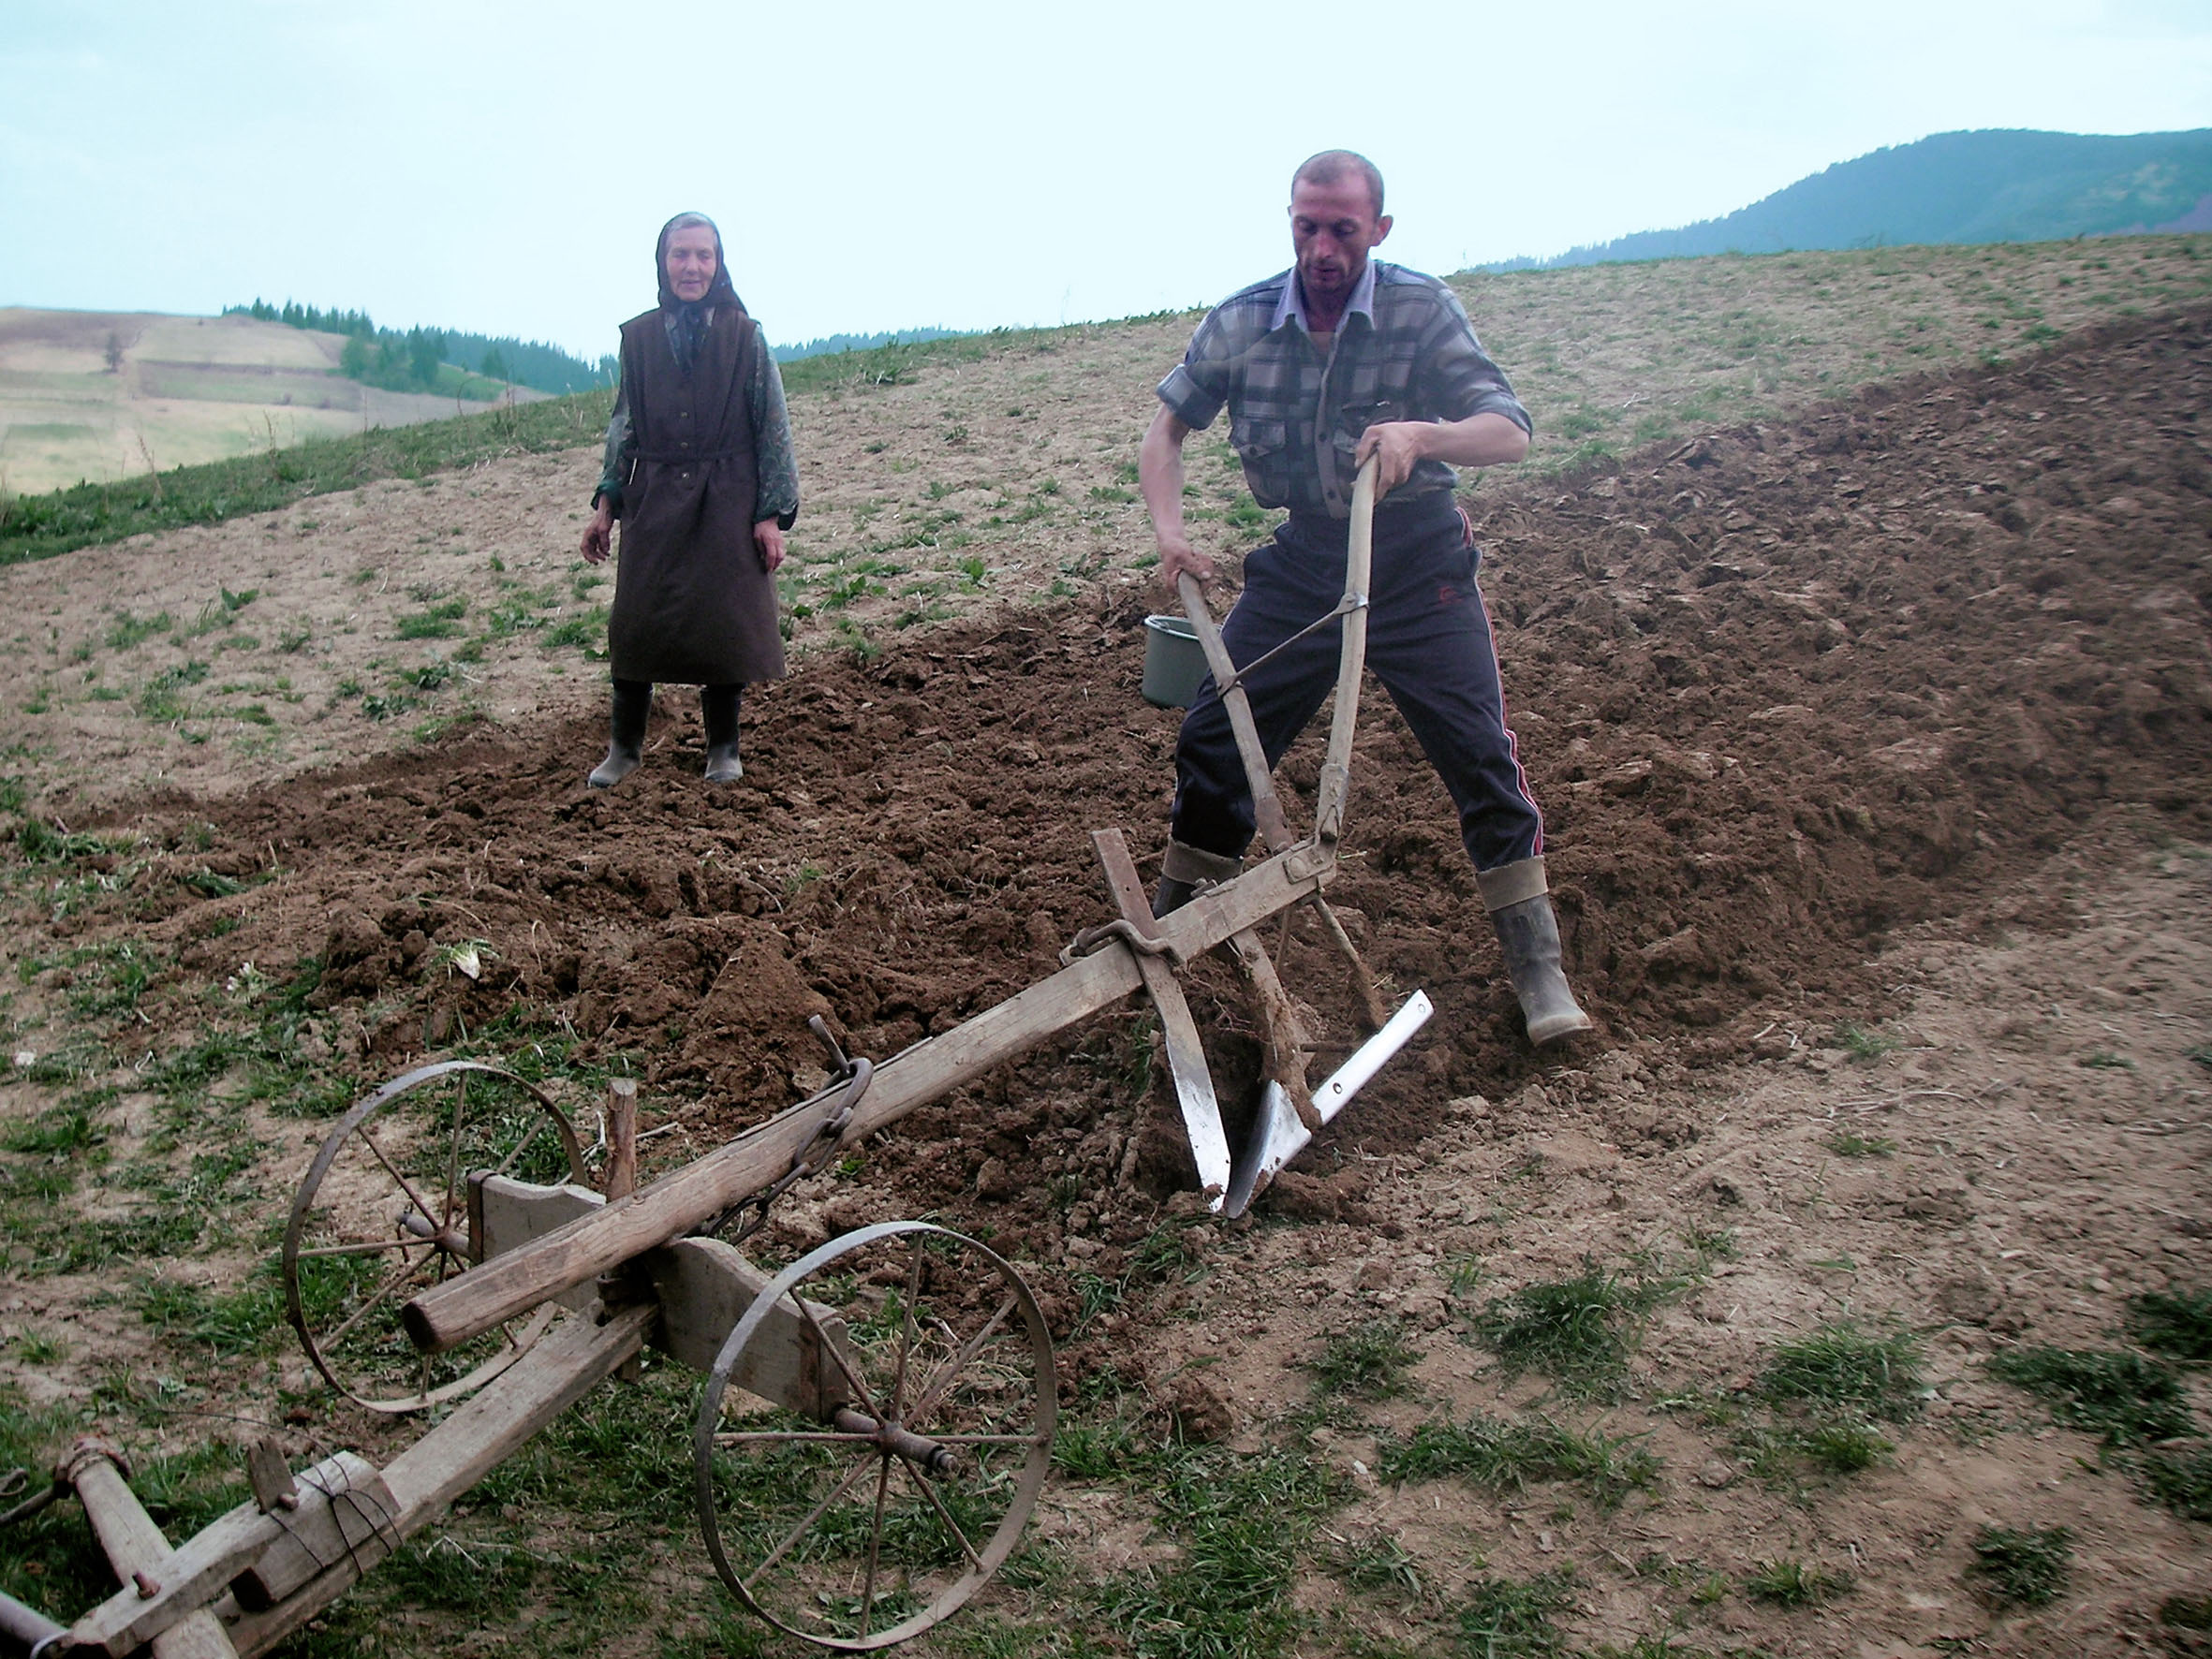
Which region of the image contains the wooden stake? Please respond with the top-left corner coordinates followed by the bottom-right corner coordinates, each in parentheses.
top-left (604, 1078), bottom-right (639, 1202)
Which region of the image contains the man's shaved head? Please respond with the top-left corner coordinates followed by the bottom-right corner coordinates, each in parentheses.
top-left (1291, 150), bottom-right (1384, 219)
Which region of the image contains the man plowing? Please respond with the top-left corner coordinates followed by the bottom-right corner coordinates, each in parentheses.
top-left (1139, 149), bottom-right (1592, 1048)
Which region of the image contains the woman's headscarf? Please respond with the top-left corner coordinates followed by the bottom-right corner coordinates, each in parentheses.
top-left (656, 212), bottom-right (745, 371)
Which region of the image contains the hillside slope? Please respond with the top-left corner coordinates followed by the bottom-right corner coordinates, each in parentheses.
top-left (0, 301), bottom-right (2207, 1659)
top-left (0, 308), bottom-right (539, 495)
top-left (1512, 127), bottom-right (2212, 267)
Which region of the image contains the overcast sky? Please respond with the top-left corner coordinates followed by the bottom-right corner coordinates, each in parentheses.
top-left (4, 1), bottom-right (2208, 360)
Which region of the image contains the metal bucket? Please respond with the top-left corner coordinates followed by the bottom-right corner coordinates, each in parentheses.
top-left (1142, 615), bottom-right (1207, 708)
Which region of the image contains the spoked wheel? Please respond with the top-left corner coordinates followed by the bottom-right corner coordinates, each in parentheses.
top-left (282, 1060), bottom-right (587, 1413)
top-left (695, 1221), bottom-right (1056, 1650)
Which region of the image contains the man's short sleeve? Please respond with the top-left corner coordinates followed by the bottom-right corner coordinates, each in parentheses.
top-left (1156, 308), bottom-right (1234, 431)
top-left (1418, 285), bottom-right (1533, 436)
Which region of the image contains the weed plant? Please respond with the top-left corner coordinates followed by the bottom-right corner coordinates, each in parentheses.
top-left (1051, 1369), bottom-right (1150, 1480)
top-left (2143, 1443), bottom-right (2212, 1521)
top-left (1757, 1320), bottom-right (1926, 1420)
top-left (1450, 1570), bottom-right (1577, 1658)
top-left (1585, 1638), bottom-right (1720, 1659)
top-left (1472, 1265), bottom-right (1661, 1399)
top-left (1310, 1318), bottom-right (1420, 1400)
top-left (1094, 1443), bottom-right (1343, 1659)
top-left (1826, 1130), bottom-right (1896, 1157)
top-left (1329, 1533), bottom-right (1423, 1598)
top-left (1743, 1557), bottom-right (1851, 1607)
top-left (1833, 1022), bottom-right (1898, 1062)
top-left (1966, 1524), bottom-right (2072, 1608)
top-left (1736, 1417), bottom-right (1894, 1484)
top-left (1069, 1215), bottom-right (1207, 1333)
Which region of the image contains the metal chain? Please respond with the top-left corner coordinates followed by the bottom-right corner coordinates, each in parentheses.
top-left (702, 1017), bottom-right (874, 1246)
top-left (1059, 917), bottom-right (1186, 969)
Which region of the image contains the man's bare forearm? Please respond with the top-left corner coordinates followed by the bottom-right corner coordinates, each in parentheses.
top-left (1354, 410), bottom-right (1530, 496)
top-left (1413, 411), bottom-right (1529, 467)
top-left (1139, 407), bottom-right (1192, 545)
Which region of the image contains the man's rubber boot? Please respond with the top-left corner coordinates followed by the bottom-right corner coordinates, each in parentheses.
top-left (587, 679), bottom-right (652, 788)
top-left (1151, 839), bottom-right (1240, 918)
top-left (1479, 858), bottom-right (1593, 1048)
top-left (701, 683), bottom-right (743, 784)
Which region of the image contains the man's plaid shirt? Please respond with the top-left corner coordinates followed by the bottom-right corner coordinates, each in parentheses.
top-left (1157, 260), bottom-right (1531, 521)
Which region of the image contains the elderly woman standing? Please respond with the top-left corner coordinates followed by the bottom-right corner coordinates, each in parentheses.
top-left (578, 212), bottom-right (799, 786)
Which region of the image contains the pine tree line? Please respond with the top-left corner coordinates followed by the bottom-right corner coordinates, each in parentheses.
top-left (225, 300), bottom-right (616, 395)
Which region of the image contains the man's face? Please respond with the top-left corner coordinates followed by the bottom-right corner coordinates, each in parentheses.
top-left (665, 226), bottom-right (719, 302)
top-left (1290, 176), bottom-right (1391, 314)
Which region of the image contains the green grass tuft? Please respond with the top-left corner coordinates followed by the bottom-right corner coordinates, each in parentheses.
top-left (1378, 1413), bottom-right (1661, 1509)
top-left (1834, 1022), bottom-right (1898, 1062)
top-left (1095, 1444), bottom-right (1344, 1659)
top-left (1310, 1318), bottom-right (1420, 1400)
top-left (1473, 1267), bottom-right (1651, 1398)
top-left (2130, 1286), bottom-right (2212, 1363)
top-left (1966, 1524), bottom-right (2072, 1608)
top-left (1450, 1570), bottom-right (1577, 1658)
top-left (1757, 1320), bottom-right (1925, 1420)
top-left (1733, 1417), bottom-right (1894, 1486)
top-left (1825, 1130), bottom-right (1896, 1157)
top-left (1743, 1557), bottom-right (1852, 1607)
top-left (2163, 1592), bottom-right (2212, 1632)
top-left (1986, 1346), bottom-right (2192, 1446)
top-left (1328, 1534), bottom-right (1423, 1597)
top-left (2142, 1442), bottom-right (2212, 1521)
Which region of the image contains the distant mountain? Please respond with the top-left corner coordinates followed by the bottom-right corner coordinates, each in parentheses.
top-left (1494, 128), bottom-right (2212, 270)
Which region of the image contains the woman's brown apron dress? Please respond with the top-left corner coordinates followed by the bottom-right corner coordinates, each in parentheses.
top-left (607, 307), bottom-right (786, 686)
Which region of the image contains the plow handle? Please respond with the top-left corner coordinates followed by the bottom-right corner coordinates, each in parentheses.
top-left (1176, 571), bottom-right (1292, 854)
top-left (1314, 456), bottom-right (1377, 843)
top-left (1173, 454), bottom-right (1378, 850)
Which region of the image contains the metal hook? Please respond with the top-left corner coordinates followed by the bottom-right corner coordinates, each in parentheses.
top-left (807, 1014), bottom-right (853, 1079)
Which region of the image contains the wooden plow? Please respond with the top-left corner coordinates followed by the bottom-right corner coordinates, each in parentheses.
top-left (6, 462), bottom-right (1436, 1654)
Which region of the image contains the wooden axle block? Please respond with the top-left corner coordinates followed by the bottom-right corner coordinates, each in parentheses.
top-left (472, 1173), bottom-right (856, 1416)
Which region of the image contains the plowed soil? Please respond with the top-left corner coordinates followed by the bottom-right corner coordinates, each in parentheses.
top-left (104, 309), bottom-right (2212, 1174)
top-left (7, 307), bottom-right (2212, 1657)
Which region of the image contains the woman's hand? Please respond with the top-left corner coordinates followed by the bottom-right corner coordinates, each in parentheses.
top-left (754, 520), bottom-right (786, 573)
top-left (580, 502), bottom-right (614, 564)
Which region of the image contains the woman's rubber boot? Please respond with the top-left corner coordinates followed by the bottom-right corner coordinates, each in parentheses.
top-left (1479, 858), bottom-right (1592, 1048)
top-left (701, 684), bottom-right (744, 784)
top-left (587, 679), bottom-right (652, 788)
